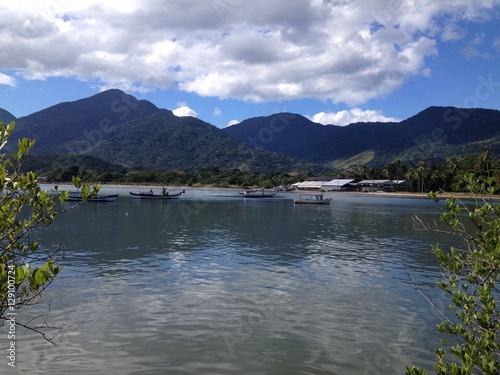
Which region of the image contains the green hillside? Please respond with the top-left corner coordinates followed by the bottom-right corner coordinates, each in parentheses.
top-left (3, 89), bottom-right (325, 174)
top-left (11, 89), bottom-right (162, 155)
top-left (223, 107), bottom-right (500, 166)
top-left (88, 111), bottom-right (319, 173)
top-left (0, 109), bottom-right (16, 124)
top-left (2, 89), bottom-right (499, 176)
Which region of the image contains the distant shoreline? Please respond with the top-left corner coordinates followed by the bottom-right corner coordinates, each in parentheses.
top-left (46, 182), bottom-right (500, 201)
top-left (332, 190), bottom-right (500, 200)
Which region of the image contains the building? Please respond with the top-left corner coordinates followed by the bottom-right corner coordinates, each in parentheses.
top-left (358, 179), bottom-right (407, 192)
top-left (293, 177), bottom-right (332, 190)
top-left (294, 177), bottom-right (407, 192)
top-left (321, 179), bottom-right (358, 191)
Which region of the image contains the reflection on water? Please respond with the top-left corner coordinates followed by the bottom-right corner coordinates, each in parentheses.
top-left (10, 189), bottom-right (449, 374)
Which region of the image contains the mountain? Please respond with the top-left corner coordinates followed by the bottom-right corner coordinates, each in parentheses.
top-left (23, 154), bottom-right (128, 175)
top-left (87, 111), bottom-right (319, 172)
top-left (12, 89), bottom-right (163, 155)
top-left (223, 107), bottom-right (500, 167)
top-left (3, 89), bottom-right (499, 173)
top-left (8, 89), bottom-right (324, 173)
top-left (0, 109), bottom-right (17, 124)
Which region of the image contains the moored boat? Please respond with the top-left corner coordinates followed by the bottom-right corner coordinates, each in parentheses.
top-left (129, 188), bottom-right (185, 199)
top-left (67, 192), bottom-right (119, 202)
top-left (294, 193), bottom-right (332, 205)
top-left (239, 188), bottom-right (277, 198)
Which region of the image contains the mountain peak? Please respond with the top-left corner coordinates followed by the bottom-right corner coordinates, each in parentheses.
top-left (0, 108), bottom-right (17, 124)
top-left (12, 88), bottom-right (164, 155)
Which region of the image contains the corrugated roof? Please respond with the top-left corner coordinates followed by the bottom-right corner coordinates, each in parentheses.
top-left (295, 181), bottom-right (324, 188)
top-left (322, 179), bottom-right (356, 186)
top-left (358, 179), bottom-right (394, 184)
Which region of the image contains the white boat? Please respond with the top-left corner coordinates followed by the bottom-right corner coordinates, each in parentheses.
top-left (239, 188), bottom-right (277, 198)
top-left (294, 193), bottom-right (332, 205)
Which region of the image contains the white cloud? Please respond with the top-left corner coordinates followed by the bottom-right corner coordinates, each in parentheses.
top-left (460, 33), bottom-right (491, 60)
top-left (213, 107), bottom-right (222, 116)
top-left (172, 105), bottom-right (198, 118)
top-left (226, 120), bottom-right (240, 127)
top-left (494, 37), bottom-right (500, 52)
top-left (310, 108), bottom-right (400, 126)
top-left (0, 1), bottom-right (498, 105)
top-left (0, 73), bottom-right (16, 87)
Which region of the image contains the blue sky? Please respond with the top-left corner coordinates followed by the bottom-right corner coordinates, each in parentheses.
top-left (0, 1), bottom-right (499, 128)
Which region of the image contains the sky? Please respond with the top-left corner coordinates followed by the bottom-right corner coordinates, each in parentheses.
top-left (0, 0), bottom-right (499, 128)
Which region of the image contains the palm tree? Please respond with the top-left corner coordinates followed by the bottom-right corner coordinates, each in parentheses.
top-left (405, 166), bottom-right (417, 192)
top-left (415, 157), bottom-right (429, 193)
top-left (443, 156), bottom-right (459, 191)
top-left (392, 159), bottom-right (404, 183)
top-left (382, 165), bottom-right (390, 180)
top-left (475, 146), bottom-right (493, 178)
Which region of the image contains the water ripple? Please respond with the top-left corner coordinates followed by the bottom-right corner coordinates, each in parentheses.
top-left (16, 191), bottom-right (443, 374)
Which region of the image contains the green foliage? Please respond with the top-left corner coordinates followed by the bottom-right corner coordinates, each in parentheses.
top-left (5, 90), bottom-right (500, 173)
top-left (224, 107), bottom-right (500, 167)
top-left (350, 148), bottom-right (499, 194)
top-left (87, 112), bottom-right (323, 173)
top-left (407, 178), bottom-right (500, 374)
top-left (22, 154), bottom-right (127, 180)
top-left (0, 121), bottom-right (99, 343)
top-left (0, 108), bottom-right (16, 124)
top-left (9, 89), bottom-right (160, 155)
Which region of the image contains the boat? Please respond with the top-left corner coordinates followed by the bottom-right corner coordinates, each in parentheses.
top-left (294, 193), bottom-right (332, 205)
top-left (67, 192), bottom-right (119, 202)
top-left (239, 188), bottom-right (277, 198)
top-left (275, 185), bottom-right (295, 192)
top-left (129, 188), bottom-right (185, 199)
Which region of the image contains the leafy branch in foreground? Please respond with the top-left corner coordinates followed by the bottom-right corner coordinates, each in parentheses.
top-left (407, 175), bottom-right (499, 374)
top-left (0, 121), bottom-right (99, 344)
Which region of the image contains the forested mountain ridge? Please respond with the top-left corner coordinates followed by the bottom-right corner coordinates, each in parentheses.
top-left (0, 108), bottom-right (16, 124)
top-left (1, 89), bottom-right (499, 174)
top-left (10, 89), bottom-right (163, 155)
top-left (87, 111), bottom-right (318, 172)
top-left (223, 106), bottom-right (500, 167)
top-left (3, 89), bottom-right (322, 173)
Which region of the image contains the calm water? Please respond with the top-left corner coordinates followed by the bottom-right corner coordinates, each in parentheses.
top-left (7, 187), bottom-right (452, 374)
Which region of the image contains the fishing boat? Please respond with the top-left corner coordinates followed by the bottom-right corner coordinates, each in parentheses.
top-left (129, 188), bottom-right (185, 199)
top-left (239, 188), bottom-right (277, 198)
top-left (294, 193), bottom-right (332, 205)
top-left (67, 192), bottom-right (119, 202)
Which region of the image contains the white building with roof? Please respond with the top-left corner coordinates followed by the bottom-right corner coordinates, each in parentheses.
top-left (321, 179), bottom-right (357, 191)
top-left (358, 179), bottom-right (406, 192)
top-left (293, 180), bottom-right (324, 190)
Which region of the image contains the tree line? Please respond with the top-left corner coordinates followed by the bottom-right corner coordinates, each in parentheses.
top-left (2, 120), bottom-right (498, 372)
top-left (344, 147), bottom-right (499, 193)
top-left (38, 148), bottom-right (499, 193)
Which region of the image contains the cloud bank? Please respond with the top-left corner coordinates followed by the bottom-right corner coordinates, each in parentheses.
top-left (172, 104), bottom-right (198, 118)
top-left (310, 108), bottom-right (400, 126)
top-left (0, 0), bottom-right (498, 106)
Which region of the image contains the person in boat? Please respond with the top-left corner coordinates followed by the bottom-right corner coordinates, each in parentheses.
top-left (162, 187), bottom-right (168, 196)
